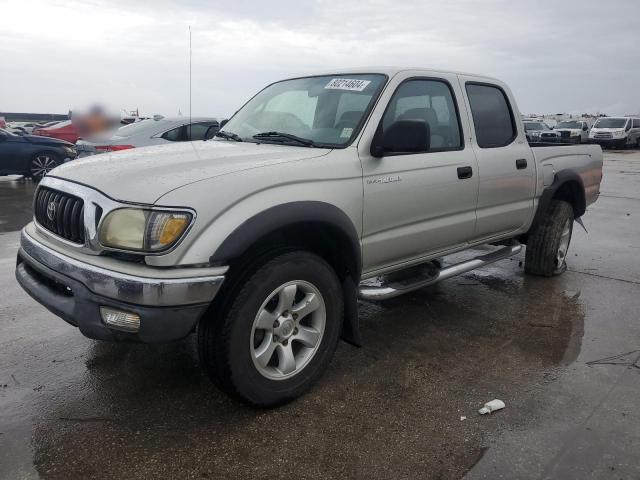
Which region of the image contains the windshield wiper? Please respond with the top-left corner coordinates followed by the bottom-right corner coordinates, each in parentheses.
top-left (214, 130), bottom-right (243, 142)
top-left (253, 131), bottom-right (316, 147)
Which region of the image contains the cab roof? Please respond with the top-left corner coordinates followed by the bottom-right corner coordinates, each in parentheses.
top-left (305, 66), bottom-right (502, 83)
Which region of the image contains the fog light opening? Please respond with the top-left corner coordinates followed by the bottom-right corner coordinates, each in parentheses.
top-left (100, 307), bottom-right (140, 332)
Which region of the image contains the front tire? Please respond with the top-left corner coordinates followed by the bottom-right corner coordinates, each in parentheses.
top-left (30, 153), bottom-right (60, 179)
top-left (525, 200), bottom-right (574, 277)
top-left (198, 251), bottom-right (343, 407)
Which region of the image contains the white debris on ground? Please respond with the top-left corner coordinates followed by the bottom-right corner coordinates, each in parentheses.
top-left (478, 399), bottom-right (506, 415)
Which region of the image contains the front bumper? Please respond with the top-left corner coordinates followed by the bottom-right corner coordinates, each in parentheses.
top-left (589, 138), bottom-right (627, 148)
top-left (15, 229), bottom-right (225, 342)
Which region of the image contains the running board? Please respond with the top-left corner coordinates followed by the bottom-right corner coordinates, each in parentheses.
top-left (358, 243), bottom-right (522, 300)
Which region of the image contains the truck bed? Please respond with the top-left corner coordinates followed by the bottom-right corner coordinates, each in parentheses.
top-left (531, 143), bottom-right (603, 206)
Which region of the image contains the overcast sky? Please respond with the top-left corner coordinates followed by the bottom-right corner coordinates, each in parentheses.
top-left (2, 0), bottom-right (639, 118)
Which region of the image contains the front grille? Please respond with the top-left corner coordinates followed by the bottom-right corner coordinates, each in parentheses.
top-left (34, 187), bottom-right (85, 244)
top-left (594, 133), bottom-right (612, 139)
top-left (560, 131), bottom-right (570, 138)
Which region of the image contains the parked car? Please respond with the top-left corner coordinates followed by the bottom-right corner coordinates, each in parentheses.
top-left (75, 116), bottom-right (220, 157)
top-left (554, 120), bottom-right (590, 143)
top-left (7, 122), bottom-right (42, 134)
top-left (7, 126), bottom-right (29, 136)
top-left (0, 128), bottom-right (77, 178)
top-left (32, 120), bottom-right (79, 144)
top-left (37, 121), bottom-right (64, 129)
top-left (16, 68), bottom-right (603, 407)
top-left (589, 117), bottom-right (640, 149)
top-left (524, 121), bottom-right (560, 143)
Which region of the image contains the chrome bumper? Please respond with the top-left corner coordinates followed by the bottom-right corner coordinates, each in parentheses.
top-left (19, 228), bottom-right (224, 307)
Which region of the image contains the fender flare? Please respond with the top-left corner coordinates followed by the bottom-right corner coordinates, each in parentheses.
top-left (210, 201), bottom-right (361, 274)
top-left (530, 170), bottom-right (586, 233)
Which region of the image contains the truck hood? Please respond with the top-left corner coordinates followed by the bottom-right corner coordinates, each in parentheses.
top-left (49, 140), bottom-right (331, 204)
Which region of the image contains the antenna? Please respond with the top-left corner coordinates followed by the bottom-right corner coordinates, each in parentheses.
top-left (189, 25), bottom-right (192, 138)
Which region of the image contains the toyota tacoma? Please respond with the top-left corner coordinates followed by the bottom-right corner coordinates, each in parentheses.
top-left (16, 68), bottom-right (603, 406)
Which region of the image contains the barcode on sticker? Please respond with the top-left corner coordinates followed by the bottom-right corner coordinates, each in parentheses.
top-left (340, 127), bottom-right (353, 138)
top-left (325, 78), bottom-right (371, 92)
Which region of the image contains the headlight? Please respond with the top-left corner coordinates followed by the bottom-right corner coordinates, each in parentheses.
top-left (615, 130), bottom-right (626, 137)
top-left (570, 131), bottom-right (579, 136)
top-left (63, 146), bottom-right (76, 154)
top-left (99, 208), bottom-right (193, 252)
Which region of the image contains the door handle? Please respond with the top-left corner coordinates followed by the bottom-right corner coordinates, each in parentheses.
top-left (457, 166), bottom-right (473, 179)
top-left (516, 158), bottom-right (528, 170)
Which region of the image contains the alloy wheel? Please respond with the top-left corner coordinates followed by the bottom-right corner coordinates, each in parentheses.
top-left (31, 155), bottom-right (57, 178)
top-left (250, 280), bottom-right (326, 380)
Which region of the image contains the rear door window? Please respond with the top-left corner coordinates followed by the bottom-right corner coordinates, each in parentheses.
top-left (161, 125), bottom-right (187, 141)
top-left (465, 83), bottom-right (517, 148)
top-left (186, 122), bottom-right (219, 141)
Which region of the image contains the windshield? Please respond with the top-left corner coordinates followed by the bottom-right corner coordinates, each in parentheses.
top-left (221, 74), bottom-right (387, 147)
top-left (594, 118), bottom-right (627, 129)
top-left (557, 121), bottom-right (582, 129)
top-left (524, 122), bottom-right (546, 131)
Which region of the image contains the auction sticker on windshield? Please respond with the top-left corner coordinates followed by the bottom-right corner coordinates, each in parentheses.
top-left (325, 78), bottom-right (371, 91)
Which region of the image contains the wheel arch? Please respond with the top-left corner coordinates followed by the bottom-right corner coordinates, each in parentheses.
top-left (209, 201), bottom-right (363, 346)
top-left (522, 171), bottom-right (586, 243)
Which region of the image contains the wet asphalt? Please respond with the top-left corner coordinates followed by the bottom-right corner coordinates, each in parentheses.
top-left (0, 152), bottom-right (639, 479)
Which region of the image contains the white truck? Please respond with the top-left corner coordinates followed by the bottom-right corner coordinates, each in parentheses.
top-left (16, 68), bottom-right (603, 406)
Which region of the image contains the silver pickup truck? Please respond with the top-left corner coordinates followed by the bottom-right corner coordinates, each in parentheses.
top-left (16, 68), bottom-right (603, 406)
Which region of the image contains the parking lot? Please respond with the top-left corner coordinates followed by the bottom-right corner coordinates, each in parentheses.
top-left (0, 150), bottom-right (638, 479)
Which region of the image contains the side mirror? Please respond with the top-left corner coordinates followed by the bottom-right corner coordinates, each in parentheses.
top-left (582, 125), bottom-right (588, 131)
top-left (204, 124), bottom-right (220, 141)
top-left (220, 119), bottom-right (229, 128)
top-left (370, 120), bottom-right (430, 158)
top-left (625, 123), bottom-right (632, 132)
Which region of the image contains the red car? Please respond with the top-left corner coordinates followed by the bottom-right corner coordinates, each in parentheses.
top-left (32, 120), bottom-right (79, 144)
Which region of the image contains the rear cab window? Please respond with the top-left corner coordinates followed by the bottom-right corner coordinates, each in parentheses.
top-left (465, 83), bottom-right (517, 148)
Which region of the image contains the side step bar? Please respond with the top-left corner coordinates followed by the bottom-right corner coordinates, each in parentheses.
top-left (358, 243), bottom-right (522, 300)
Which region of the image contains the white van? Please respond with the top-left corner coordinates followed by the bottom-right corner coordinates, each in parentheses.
top-left (589, 117), bottom-right (640, 149)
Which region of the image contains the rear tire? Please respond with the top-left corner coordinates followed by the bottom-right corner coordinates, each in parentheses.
top-left (30, 152), bottom-right (60, 179)
top-left (198, 251), bottom-right (343, 407)
top-left (525, 200), bottom-right (574, 277)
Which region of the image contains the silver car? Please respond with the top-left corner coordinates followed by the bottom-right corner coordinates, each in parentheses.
top-left (76, 116), bottom-right (219, 157)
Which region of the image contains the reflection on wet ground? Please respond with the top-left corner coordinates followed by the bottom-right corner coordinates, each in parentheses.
top-left (0, 176), bottom-right (36, 233)
top-left (1, 151), bottom-right (640, 479)
top-left (20, 263), bottom-right (585, 479)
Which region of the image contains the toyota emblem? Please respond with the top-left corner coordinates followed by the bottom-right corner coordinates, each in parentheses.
top-left (46, 201), bottom-right (56, 221)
